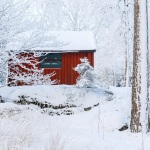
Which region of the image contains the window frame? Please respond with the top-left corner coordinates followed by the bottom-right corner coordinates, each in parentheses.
top-left (39, 53), bottom-right (62, 69)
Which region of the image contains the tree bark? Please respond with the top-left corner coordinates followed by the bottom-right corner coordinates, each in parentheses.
top-left (146, 0), bottom-right (150, 131)
top-left (124, 0), bottom-right (129, 87)
top-left (130, 0), bottom-right (149, 133)
top-left (113, 65), bottom-right (116, 87)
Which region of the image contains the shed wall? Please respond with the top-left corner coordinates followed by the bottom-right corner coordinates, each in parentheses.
top-left (10, 52), bottom-right (94, 85)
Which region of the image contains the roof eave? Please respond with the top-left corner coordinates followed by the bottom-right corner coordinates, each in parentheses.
top-left (9, 49), bottom-right (96, 53)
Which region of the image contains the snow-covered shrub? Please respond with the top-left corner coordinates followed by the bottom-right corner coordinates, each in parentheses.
top-left (74, 57), bottom-right (112, 94)
top-left (74, 57), bottom-right (95, 88)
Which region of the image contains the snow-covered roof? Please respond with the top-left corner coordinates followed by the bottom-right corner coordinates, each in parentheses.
top-left (7, 31), bottom-right (96, 52)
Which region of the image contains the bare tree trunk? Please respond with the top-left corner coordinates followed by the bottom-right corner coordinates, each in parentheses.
top-left (146, 0), bottom-right (150, 131)
top-left (130, 0), bottom-right (149, 133)
top-left (124, 0), bottom-right (129, 87)
top-left (113, 65), bottom-right (116, 87)
top-left (124, 52), bottom-right (128, 86)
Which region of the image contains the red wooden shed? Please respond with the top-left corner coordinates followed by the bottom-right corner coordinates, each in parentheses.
top-left (8, 31), bottom-right (96, 85)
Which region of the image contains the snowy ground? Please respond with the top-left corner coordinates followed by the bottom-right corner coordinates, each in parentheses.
top-left (0, 85), bottom-right (150, 150)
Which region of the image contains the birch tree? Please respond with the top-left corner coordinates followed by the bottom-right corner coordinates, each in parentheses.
top-left (124, 0), bottom-right (130, 87)
top-left (130, 0), bottom-right (149, 133)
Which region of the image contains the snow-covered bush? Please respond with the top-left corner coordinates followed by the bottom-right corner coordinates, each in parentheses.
top-left (74, 57), bottom-right (95, 88)
top-left (74, 57), bottom-right (112, 95)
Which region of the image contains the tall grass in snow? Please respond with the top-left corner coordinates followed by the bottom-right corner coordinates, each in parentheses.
top-left (0, 106), bottom-right (69, 150)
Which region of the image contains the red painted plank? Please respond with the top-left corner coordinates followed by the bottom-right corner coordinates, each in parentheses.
top-left (62, 53), bottom-right (65, 84)
top-left (71, 53), bottom-right (73, 85)
top-left (59, 70), bottom-right (61, 84)
top-left (88, 53), bottom-right (92, 66)
top-left (55, 70), bottom-right (57, 84)
top-left (65, 53), bottom-right (67, 84)
top-left (76, 53), bottom-right (80, 81)
top-left (74, 53), bottom-right (76, 84)
top-left (92, 52), bottom-right (94, 67)
top-left (68, 53), bottom-right (70, 85)
top-left (51, 70), bottom-right (54, 83)
top-left (80, 52), bottom-right (82, 59)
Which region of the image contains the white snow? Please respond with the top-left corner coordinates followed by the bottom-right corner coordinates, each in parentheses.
top-left (139, 0), bottom-right (148, 133)
top-left (6, 31), bottom-right (96, 52)
top-left (0, 85), bottom-right (102, 107)
top-left (0, 85), bottom-right (150, 150)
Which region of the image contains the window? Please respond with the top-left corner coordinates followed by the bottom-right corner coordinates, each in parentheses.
top-left (40, 53), bottom-right (62, 68)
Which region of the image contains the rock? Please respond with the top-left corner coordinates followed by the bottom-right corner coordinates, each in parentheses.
top-left (84, 107), bottom-right (92, 111)
top-left (119, 124), bottom-right (128, 131)
top-left (0, 96), bottom-right (5, 103)
top-left (94, 103), bottom-right (99, 107)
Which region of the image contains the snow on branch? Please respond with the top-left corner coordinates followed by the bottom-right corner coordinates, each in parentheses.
top-left (74, 57), bottom-right (111, 94)
top-left (8, 51), bottom-right (58, 86)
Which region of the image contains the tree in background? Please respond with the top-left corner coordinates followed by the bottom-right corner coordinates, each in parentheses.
top-left (0, 0), bottom-right (65, 87)
top-left (38, 0), bottom-right (127, 87)
top-left (0, 0), bottom-right (35, 86)
top-left (130, 0), bottom-right (150, 133)
top-left (8, 51), bottom-right (57, 86)
top-left (124, 0), bottom-right (130, 87)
